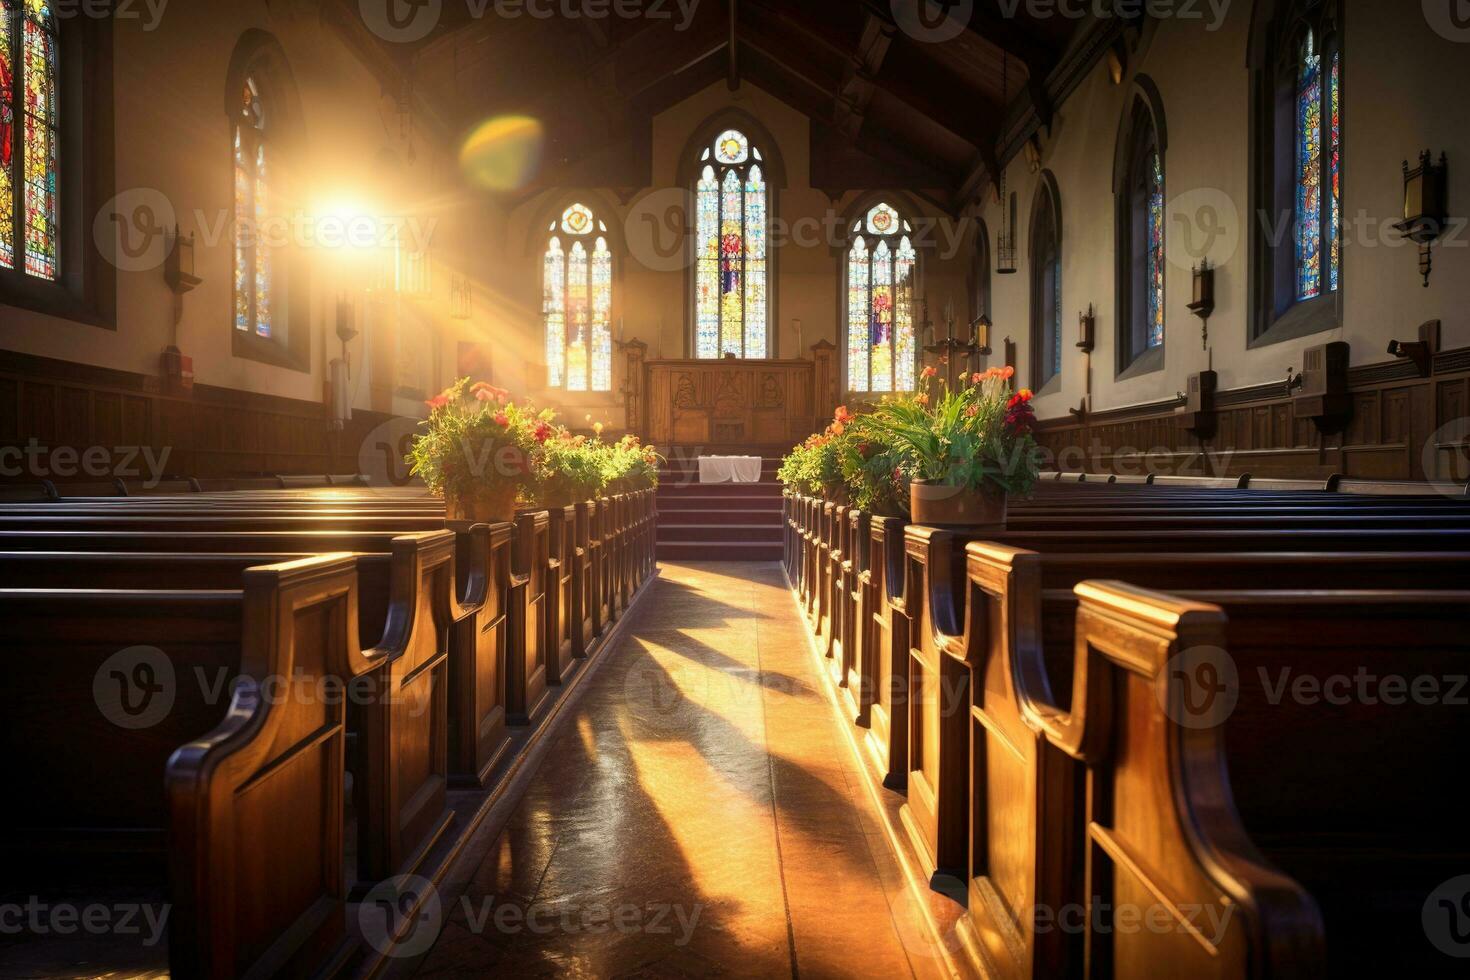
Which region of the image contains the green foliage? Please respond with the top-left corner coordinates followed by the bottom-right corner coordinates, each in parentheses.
top-left (863, 368), bottom-right (1041, 498)
top-left (779, 368), bottom-right (1042, 509)
top-left (600, 435), bottom-right (664, 491)
top-left (407, 378), bottom-right (544, 504)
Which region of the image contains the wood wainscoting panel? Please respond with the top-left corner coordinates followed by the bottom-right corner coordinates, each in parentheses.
top-left (1036, 347), bottom-right (1470, 483)
top-left (0, 349), bottom-right (397, 484)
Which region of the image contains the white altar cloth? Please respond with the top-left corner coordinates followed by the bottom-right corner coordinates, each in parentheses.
top-left (697, 456), bottom-right (763, 484)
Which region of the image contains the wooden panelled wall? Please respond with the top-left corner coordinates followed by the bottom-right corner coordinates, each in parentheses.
top-left (641, 342), bottom-right (837, 448)
top-left (0, 350), bottom-right (395, 481)
top-left (1036, 346), bottom-right (1470, 483)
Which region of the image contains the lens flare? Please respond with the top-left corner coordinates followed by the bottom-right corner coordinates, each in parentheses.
top-left (459, 116), bottom-right (544, 191)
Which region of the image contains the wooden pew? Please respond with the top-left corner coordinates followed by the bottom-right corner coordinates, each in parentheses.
top-left (892, 509), bottom-right (1470, 890)
top-left (835, 506), bottom-right (872, 705)
top-left (956, 544), bottom-right (1470, 979)
top-left (861, 514), bottom-right (911, 789)
top-left (507, 511), bottom-right (550, 724)
top-left (0, 555), bottom-right (364, 978)
top-left (1050, 583), bottom-right (1470, 977)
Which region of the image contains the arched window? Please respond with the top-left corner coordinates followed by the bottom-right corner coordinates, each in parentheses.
top-left (1, 0), bottom-right (59, 280)
top-left (1250, 0), bottom-right (1341, 341)
top-left (233, 75), bottom-right (272, 337)
top-left (1115, 84), bottom-right (1167, 373)
top-left (543, 202), bottom-right (612, 392)
top-left (1030, 174), bottom-right (1062, 390)
top-left (845, 202), bottom-right (918, 393)
top-left (694, 128), bottom-right (768, 359)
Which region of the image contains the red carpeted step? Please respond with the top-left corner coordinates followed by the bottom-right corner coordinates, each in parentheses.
top-left (656, 540), bottom-right (783, 562)
top-left (658, 523), bottom-right (783, 543)
top-left (655, 510), bottom-right (783, 526)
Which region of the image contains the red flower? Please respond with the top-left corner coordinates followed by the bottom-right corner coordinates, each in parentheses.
top-left (533, 421), bottom-right (554, 444)
top-left (425, 394), bottom-right (450, 410)
top-left (493, 412), bottom-right (510, 427)
top-left (1007, 389), bottom-right (1035, 410)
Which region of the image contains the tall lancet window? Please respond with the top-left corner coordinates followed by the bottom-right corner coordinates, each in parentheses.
top-left (846, 202), bottom-right (918, 393)
top-left (1117, 89), bottom-right (1166, 373)
top-left (233, 77), bottom-right (272, 337)
top-left (1, 0), bottom-right (59, 279)
top-left (1250, 0), bottom-right (1341, 340)
top-left (694, 128), bottom-right (768, 358)
top-left (543, 202), bottom-right (613, 392)
top-left (1293, 28), bottom-right (1341, 300)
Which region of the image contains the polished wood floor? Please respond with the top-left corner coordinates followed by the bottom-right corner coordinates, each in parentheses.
top-left (408, 562), bottom-right (950, 979)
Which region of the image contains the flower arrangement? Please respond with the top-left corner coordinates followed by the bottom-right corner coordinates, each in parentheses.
top-left (779, 366), bottom-right (1041, 525)
top-left (408, 380), bottom-right (665, 521)
top-left (864, 366), bottom-right (1040, 500)
top-left (538, 427), bottom-right (608, 506)
top-left (777, 423), bottom-right (844, 497)
top-left (601, 434), bottom-right (663, 491)
top-left (408, 378), bottom-right (545, 521)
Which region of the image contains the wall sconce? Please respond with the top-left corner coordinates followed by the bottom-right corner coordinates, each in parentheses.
top-left (161, 225), bottom-right (201, 396)
top-left (165, 226), bottom-right (201, 295)
top-left (1188, 259), bottom-right (1215, 350)
top-left (971, 314), bottom-right (993, 356)
top-left (1023, 136), bottom-right (1042, 174)
top-left (1076, 304), bottom-right (1095, 352)
top-left (1396, 150), bottom-right (1449, 287)
top-left (1386, 320), bottom-right (1440, 378)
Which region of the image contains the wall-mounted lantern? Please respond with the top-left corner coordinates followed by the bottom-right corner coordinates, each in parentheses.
top-left (1397, 150), bottom-right (1449, 287)
top-left (1076, 304), bottom-right (1096, 353)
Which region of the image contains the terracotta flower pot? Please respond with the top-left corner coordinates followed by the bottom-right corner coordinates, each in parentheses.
top-left (909, 481), bottom-right (1008, 528)
top-left (445, 485), bottom-right (520, 524)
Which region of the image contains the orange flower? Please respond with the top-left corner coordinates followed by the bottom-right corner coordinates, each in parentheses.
top-left (1000, 365), bottom-right (1016, 380)
top-left (831, 421), bottom-right (846, 436)
top-left (971, 372), bottom-right (984, 384)
top-left (425, 394), bottom-right (450, 410)
top-left (921, 366), bottom-right (938, 380)
top-left (915, 393), bottom-right (930, 406)
top-left (834, 405), bottom-right (855, 425)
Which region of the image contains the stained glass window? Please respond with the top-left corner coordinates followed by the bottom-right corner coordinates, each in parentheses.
top-left (1295, 31), bottom-right (1323, 301)
top-left (1, 0), bottom-right (58, 279)
top-left (233, 77), bottom-right (272, 337)
top-left (1146, 151), bottom-right (1165, 349)
top-left (543, 203), bottom-right (612, 392)
top-left (694, 128), bottom-right (769, 358)
top-left (0, 2), bottom-right (14, 271)
top-left (1125, 109), bottom-right (1165, 365)
top-left (846, 203), bottom-right (917, 393)
top-left (1328, 48), bottom-right (1341, 293)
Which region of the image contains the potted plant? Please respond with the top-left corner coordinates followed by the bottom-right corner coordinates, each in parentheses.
top-left (601, 433), bottom-right (663, 493)
top-left (407, 378), bottom-right (544, 523)
top-left (864, 366), bottom-right (1040, 527)
top-left (837, 415), bottom-right (913, 518)
top-left (778, 428), bottom-right (844, 500)
top-left (536, 427), bottom-right (608, 507)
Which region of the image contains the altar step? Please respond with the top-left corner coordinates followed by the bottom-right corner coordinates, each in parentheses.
top-left (654, 456), bottom-right (786, 562)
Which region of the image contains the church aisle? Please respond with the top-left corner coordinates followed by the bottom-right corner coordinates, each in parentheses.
top-left (410, 562), bottom-right (950, 979)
